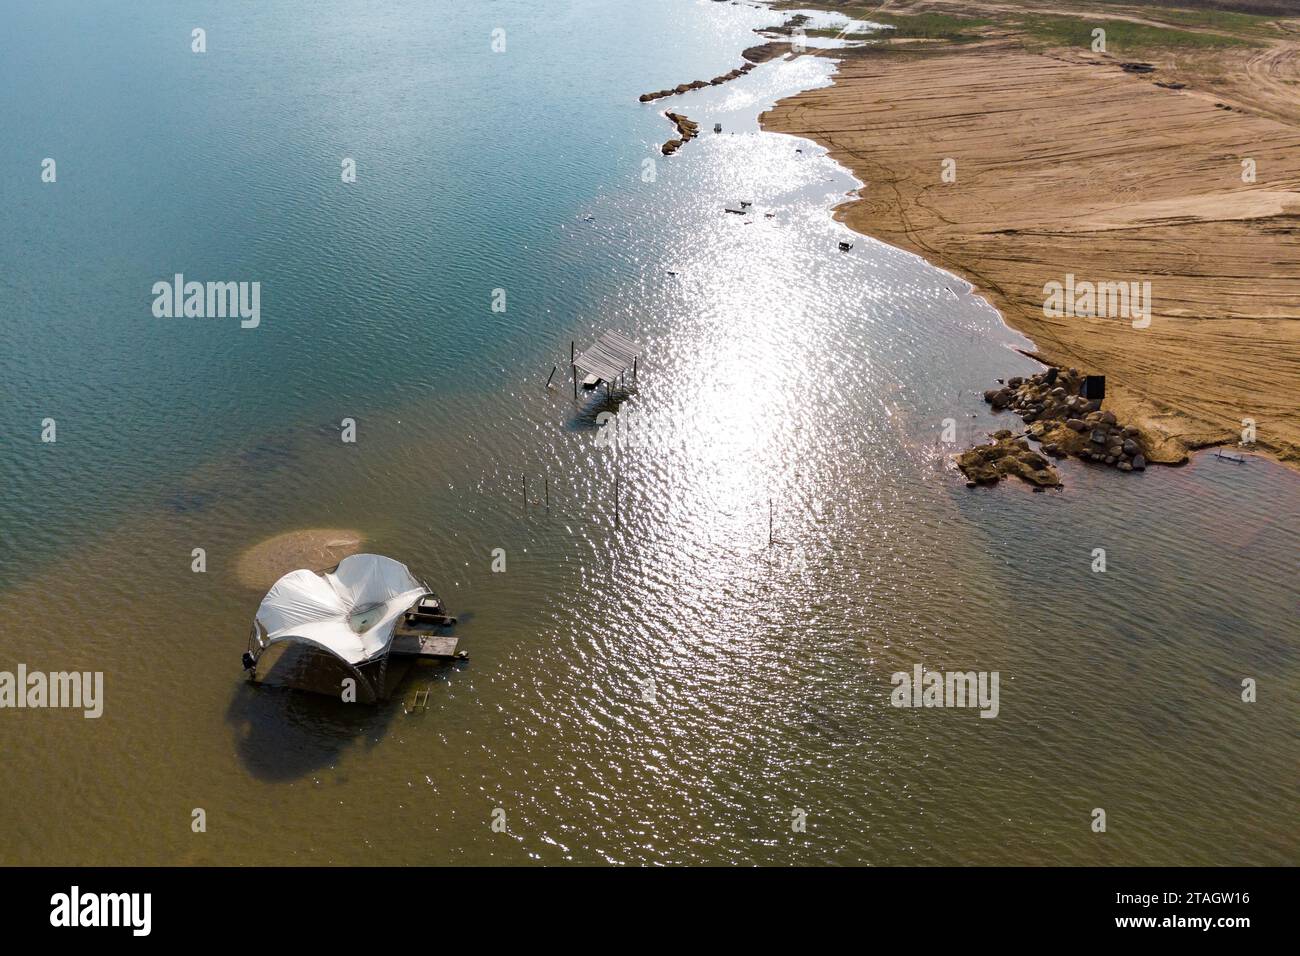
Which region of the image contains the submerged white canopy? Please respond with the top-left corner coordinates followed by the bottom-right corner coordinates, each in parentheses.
top-left (254, 554), bottom-right (429, 665)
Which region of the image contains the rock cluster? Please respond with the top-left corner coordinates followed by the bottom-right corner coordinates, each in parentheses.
top-left (638, 63), bottom-right (757, 103)
top-left (956, 430), bottom-right (1061, 489)
top-left (660, 113), bottom-right (701, 156)
top-left (764, 13), bottom-right (811, 36)
top-left (741, 42), bottom-right (789, 64)
top-left (981, 367), bottom-right (1148, 473)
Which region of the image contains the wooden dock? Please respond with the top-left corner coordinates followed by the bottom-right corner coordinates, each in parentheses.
top-left (571, 330), bottom-right (641, 398)
top-left (390, 632), bottom-right (461, 660)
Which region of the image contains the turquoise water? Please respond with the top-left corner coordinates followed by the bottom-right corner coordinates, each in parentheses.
top-left (2, 0), bottom-right (774, 576)
top-left (0, 1), bottom-right (1296, 865)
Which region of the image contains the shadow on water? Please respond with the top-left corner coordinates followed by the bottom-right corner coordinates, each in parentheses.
top-left (565, 388), bottom-right (636, 432)
top-left (224, 648), bottom-right (418, 782)
top-left (224, 680), bottom-right (402, 782)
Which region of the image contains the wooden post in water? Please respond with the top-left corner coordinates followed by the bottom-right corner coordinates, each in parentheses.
top-left (571, 341), bottom-right (577, 400)
top-left (768, 498), bottom-right (773, 546)
top-left (545, 475), bottom-right (550, 510)
top-left (614, 468), bottom-right (620, 531)
top-left (545, 365), bottom-right (556, 389)
top-left (523, 474), bottom-right (528, 512)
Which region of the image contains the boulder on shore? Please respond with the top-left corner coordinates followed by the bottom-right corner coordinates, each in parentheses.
top-left (977, 366), bottom-right (1151, 480)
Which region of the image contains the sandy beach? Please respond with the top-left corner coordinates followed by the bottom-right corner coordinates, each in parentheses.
top-left (762, 1), bottom-right (1300, 466)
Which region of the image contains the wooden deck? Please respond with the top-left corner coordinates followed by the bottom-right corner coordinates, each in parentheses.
top-left (390, 632), bottom-right (460, 660)
top-left (573, 330), bottom-right (640, 384)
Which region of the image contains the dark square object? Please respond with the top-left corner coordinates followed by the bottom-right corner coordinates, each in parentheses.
top-left (1082, 375), bottom-right (1106, 400)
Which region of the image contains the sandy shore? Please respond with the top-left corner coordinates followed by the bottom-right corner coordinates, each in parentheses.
top-left (761, 3), bottom-right (1300, 467)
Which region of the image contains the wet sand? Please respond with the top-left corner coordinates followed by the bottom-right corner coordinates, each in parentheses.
top-left (761, 11), bottom-right (1300, 467)
top-left (235, 529), bottom-right (365, 591)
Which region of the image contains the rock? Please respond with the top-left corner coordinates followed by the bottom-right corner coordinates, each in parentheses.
top-left (1118, 461), bottom-right (1133, 472)
top-left (955, 431), bottom-right (1062, 488)
top-left (660, 113), bottom-right (701, 155)
top-left (979, 369), bottom-right (1152, 481)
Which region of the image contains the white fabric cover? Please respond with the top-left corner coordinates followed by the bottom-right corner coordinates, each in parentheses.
top-left (255, 554), bottom-right (428, 664)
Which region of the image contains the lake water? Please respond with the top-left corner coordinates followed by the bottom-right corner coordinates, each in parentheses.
top-left (0, 0), bottom-right (1295, 865)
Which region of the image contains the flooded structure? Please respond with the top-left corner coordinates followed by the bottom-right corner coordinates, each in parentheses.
top-left (572, 330), bottom-right (640, 397)
top-left (243, 554), bottom-right (459, 703)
